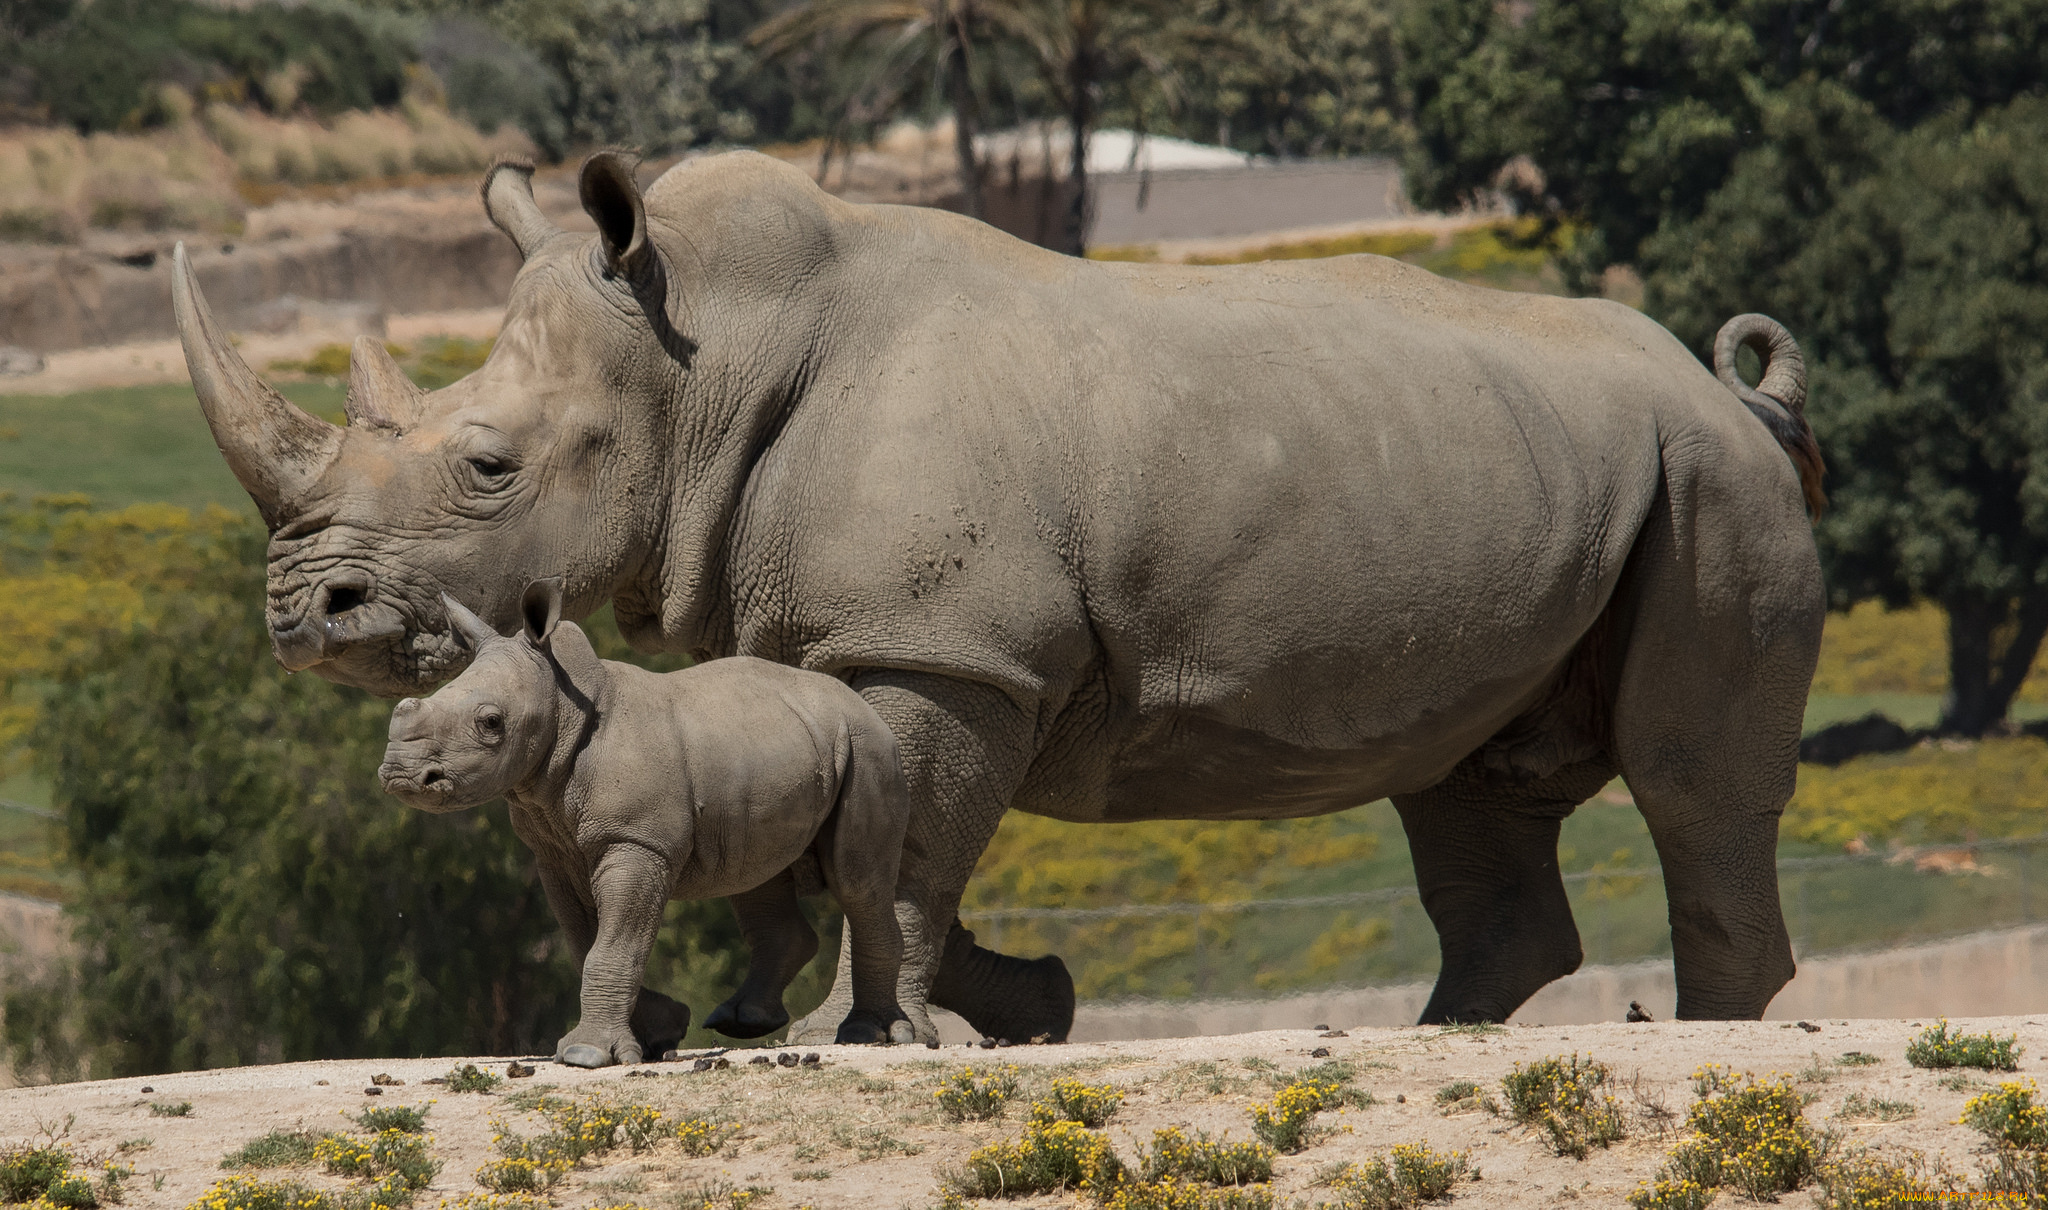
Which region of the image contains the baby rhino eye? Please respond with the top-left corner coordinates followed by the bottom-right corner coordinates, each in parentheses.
top-left (476, 707), bottom-right (506, 742)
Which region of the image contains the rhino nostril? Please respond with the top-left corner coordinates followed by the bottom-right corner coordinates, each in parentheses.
top-left (421, 769), bottom-right (446, 787)
top-left (327, 586), bottom-right (367, 615)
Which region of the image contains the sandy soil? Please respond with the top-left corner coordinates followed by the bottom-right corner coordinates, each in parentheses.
top-left (1, 1016), bottom-right (2033, 1209)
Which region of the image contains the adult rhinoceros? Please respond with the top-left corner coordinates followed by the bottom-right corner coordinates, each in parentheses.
top-left (172, 150), bottom-right (1825, 1051)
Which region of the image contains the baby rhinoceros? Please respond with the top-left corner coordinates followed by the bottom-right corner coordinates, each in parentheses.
top-left (378, 579), bottom-right (914, 1066)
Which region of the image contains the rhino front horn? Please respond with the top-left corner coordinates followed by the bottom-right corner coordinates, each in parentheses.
top-left (173, 242), bottom-right (343, 528)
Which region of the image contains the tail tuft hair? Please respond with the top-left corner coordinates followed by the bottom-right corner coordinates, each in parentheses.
top-left (1715, 313), bottom-right (1826, 518)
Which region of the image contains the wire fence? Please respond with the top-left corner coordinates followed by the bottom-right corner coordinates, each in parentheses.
top-left (961, 835), bottom-right (2048, 1003)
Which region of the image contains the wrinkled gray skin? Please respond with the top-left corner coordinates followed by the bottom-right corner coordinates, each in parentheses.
top-left (378, 579), bottom-right (914, 1065)
top-left (174, 148), bottom-right (1825, 1042)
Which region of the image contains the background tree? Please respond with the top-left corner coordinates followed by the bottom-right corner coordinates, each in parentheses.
top-left (1109, 0), bottom-right (1408, 160)
top-left (751, 0), bottom-right (1001, 218)
top-left (1402, 0), bottom-right (2048, 735)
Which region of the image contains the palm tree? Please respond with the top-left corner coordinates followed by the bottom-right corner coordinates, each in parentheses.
top-left (982, 0), bottom-right (1177, 254)
top-left (752, 0), bottom-right (998, 219)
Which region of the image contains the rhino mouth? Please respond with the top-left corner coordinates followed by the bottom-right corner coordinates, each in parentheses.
top-left (307, 630), bottom-right (473, 698)
top-left (377, 757), bottom-right (473, 811)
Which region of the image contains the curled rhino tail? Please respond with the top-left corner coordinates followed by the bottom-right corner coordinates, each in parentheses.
top-left (1714, 313), bottom-right (1826, 518)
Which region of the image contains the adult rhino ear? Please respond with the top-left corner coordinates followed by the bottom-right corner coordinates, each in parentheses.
top-left (481, 158), bottom-right (559, 260)
top-left (520, 578), bottom-right (563, 651)
top-left (579, 151), bottom-right (653, 279)
top-left (441, 592), bottom-right (500, 653)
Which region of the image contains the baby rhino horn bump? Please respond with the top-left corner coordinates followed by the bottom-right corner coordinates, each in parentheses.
top-left (345, 337), bottom-right (426, 431)
top-left (441, 592), bottom-right (500, 651)
top-left (172, 242), bottom-right (343, 528)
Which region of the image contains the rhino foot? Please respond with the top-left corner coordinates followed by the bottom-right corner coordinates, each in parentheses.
top-left (560, 1044), bottom-right (612, 1069)
top-left (834, 1009), bottom-right (912, 1046)
top-left (705, 994), bottom-right (789, 1040)
top-left (555, 1022), bottom-right (642, 1068)
top-left (630, 987), bottom-right (691, 1055)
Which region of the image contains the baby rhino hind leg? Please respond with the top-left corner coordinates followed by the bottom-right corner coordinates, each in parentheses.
top-left (705, 869), bottom-right (818, 1039)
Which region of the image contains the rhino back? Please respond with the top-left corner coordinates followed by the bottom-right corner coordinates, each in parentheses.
top-left (711, 201), bottom-right (1803, 821)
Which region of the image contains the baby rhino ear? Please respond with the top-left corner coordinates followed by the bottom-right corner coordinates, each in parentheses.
top-left (521, 578), bottom-right (564, 650)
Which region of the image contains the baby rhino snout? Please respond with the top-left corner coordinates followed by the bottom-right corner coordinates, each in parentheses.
top-left (377, 744), bottom-right (455, 801)
top-left (379, 703), bottom-right (456, 804)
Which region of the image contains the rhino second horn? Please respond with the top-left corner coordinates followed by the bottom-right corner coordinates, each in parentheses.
top-left (345, 336), bottom-right (426, 431)
top-left (173, 242), bottom-right (343, 528)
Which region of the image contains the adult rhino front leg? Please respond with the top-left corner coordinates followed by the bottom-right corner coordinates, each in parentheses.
top-left (786, 671), bottom-right (1061, 1046)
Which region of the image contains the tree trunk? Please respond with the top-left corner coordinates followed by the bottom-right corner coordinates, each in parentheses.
top-left (1060, 41), bottom-right (1095, 256)
top-left (944, 29), bottom-right (985, 221)
top-left (1941, 591), bottom-right (2048, 736)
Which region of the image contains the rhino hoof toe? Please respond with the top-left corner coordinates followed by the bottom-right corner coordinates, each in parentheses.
top-left (889, 1020), bottom-right (917, 1045)
top-left (561, 1044), bottom-right (611, 1069)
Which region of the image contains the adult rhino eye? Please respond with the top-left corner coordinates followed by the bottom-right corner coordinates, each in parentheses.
top-left (467, 456), bottom-right (508, 478)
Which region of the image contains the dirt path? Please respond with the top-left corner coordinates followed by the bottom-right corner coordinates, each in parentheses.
top-left (2, 1017), bottom-right (2030, 1208)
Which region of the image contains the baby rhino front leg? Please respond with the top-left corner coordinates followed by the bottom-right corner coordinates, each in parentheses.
top-left (557, 844), bottom-right (672, 1069)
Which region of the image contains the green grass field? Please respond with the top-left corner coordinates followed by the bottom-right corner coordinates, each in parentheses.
top-left (0, 381), bottom-right (343, 515)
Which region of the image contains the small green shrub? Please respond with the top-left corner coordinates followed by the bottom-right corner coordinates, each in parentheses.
top-left (1835, 1092), bottom-right (1916, 1123)
top-left (445, 1065), bottom-right (502, 1094)
top-left (1432, 1081), bottom-right (1493, 1115)
top-left (219, 1130), bottom-right (328, 1169)
top-left (945, 1114), bottom-right (1123, 1198)
top-left (1500, 1054), bottom-right (1626, 1159)
top-left (354, 1105), bottom-right (430, 1135)
top-left (473, 1157), bottom-right (564, 1194)
top-left (184, 1175), bottom-right (340, 1210)
top-left (1047, 1077), bottom-right (1125, 1128)
top-left (1624, 1175), bottom-right (1711, 1210)
top-left (1905, 1019), bottom-right (2021, 1071)
top-left (149, 1101), bottom-right (193, 1118)
top-left (1633, 1069), bottom-right (1823, 1207)
top-left (672, 1179), bottom-right (770, 1210)
top-left (675, 1117), bottom-right (730, 1158)
top-left (934, 1065), bottom-right (1020, 1122)
top-left (1321, 1144), bottom-right (1472, 1209)
top-left (315, 1129), bottom-right (439, 1192)
top-left (1979, 1146), bottom-right (2048, 1203)
top-left (482, 1091), bottom-right (666, 1190)
top-left (432, 1195), bottom-right (551, 1210)
top-left (1962, 1080), bottom-right (2048, 1148)
top-left (1690, 1074), bottom-right (1819, 1199)
top-left (1135, 1126), bottom-right (1273, 1185)
top-left (1836, 1051), bottom-right (1881, 1067)
top-left (1100, 1178), bottom-right (1275, 1209)
top-left (0, 1146), bottom-right (76, 1203)
top-left (1813, 1148), bottom-right (1944, 1210)
top-left (1248, 1076), bottom-right (1346, 1153)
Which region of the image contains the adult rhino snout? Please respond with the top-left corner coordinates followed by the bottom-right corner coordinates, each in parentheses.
top-left (270, 571), bottom-right (407, 671)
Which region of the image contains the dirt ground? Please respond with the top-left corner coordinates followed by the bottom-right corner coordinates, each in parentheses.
top-left (1, 1016), bottom-right (2036, 1209)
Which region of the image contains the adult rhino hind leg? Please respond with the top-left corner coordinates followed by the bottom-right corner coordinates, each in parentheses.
top-left (1610, 462), bottom-right (1820, 1020)
top-left (786, 671), bottom-right (1042, 1045)
top-left (1395, 754), bottom-right (1615, 1024)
